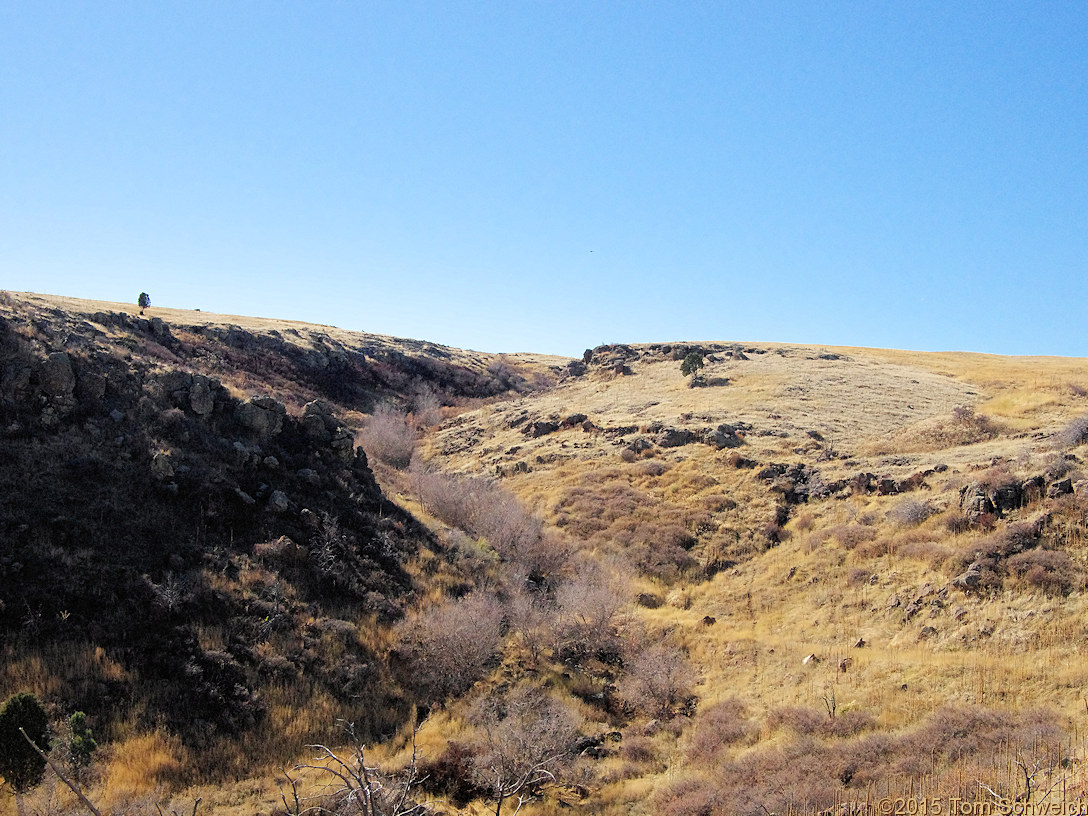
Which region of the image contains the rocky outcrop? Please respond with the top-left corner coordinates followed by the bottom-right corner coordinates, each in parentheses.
top-left (703, 423), bottom-right (743, 449)
top-left (524, 420), bottom-right (560, 438)
top-left (236, 395), bottom-right (287, 440)
top-left (657, 428), bottom-right (699, 448)
top-left (189, 375), bottom-right (216, 415)
top-left (1048, 478), bottom-right (1074, 498)
top-left (38, 351), bottom-right (76, 396)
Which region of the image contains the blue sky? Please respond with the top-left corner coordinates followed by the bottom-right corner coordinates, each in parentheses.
top-left (1, 2), bottom-right (1085, 357)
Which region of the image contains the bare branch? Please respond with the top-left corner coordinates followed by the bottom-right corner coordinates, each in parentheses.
top-left (18, 727), bottom-right (103, 816)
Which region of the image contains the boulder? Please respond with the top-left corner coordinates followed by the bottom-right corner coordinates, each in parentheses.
top-left (189, 376), bottom-right (215, 416)
top-left (703, 424), bottom-right (743, 449)
top-left (959, 483), bottom-right (996, 518)
top-left (38, 352), bottom-right (75, 396)
top-left (1021, 475), bottom-right (1046, 505)
top-left (953, 562), bottom-right (984, 590)
top-left (301, 400), bottom-right (340, 442)
top-left (236, 396), bottom-right (286, 439)
top-left (991, 482), bottom-right (1022, 512)
top-left (150, 451), bottom-right (174, 481)
top-left (523, 421), bottom-right (560, 438)
top-left (657, 428), bottom-right (698, 448)
top-left (330, 427), bottom-right (356, 461)
top-left (1048, 478), bottom-right (1074, 499)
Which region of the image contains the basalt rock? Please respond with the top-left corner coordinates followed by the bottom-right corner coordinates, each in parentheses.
top-left (38, 351), bottom-right (76, 396)
top-left (236, 396), bottom-right (287, 440)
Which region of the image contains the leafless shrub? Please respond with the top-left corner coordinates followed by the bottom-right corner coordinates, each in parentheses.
top-left (416, 741), bottom-right (483, 808)
top-left (619, 735), bottom-right (657, 763)
top-left (285, 721), bottom-right (428, 815)
top-left (469, 686), bottom-right (582, 816)
top-left (1069, 383), bottom-right (1087, 398)
top-left (1007, 548), bottom-right (1081, 595)
top-left (410, 387), bottom-right (444, 428)
top-left (637, 460), bottom-right (670, 477)
top-left (826, 523), bottom-right (876, 549)
top-left (900, 706), bottom-right (1061, 772)
top-left (846, 567), bottom-right (871, 586)
top-left (887, 497), bottom-right (934, 527)
top-left (393, 593), bottom-right (503, 704)
top-left (412, 467), bottom-right (569, 586)
top-left (552, 558), bottom-right (629, 664)
top-left (616, 644), bottom-right (698, 719)
top-left (684, 698), bottom-right (755, 764)
top-left (766, 706), bottom-right (874, 739)
top-left (412, 467), bottom-right (478, 531)
top-left (1055, 414), bottom-right (1088, 449)
top-left (507, 586), bottom-right (555, 665)
top-left (360, 404), bottom-right (416, 469)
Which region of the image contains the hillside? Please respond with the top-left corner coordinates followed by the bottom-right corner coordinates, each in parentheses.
top-left (3, 291), bottom-right (1088, 816)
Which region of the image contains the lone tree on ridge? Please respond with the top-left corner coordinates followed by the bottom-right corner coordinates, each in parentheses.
top-left (680, 351), bottom-right (705, 383)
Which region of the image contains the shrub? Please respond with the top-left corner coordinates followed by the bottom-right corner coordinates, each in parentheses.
top-left (552, 562), bottom-right (628, 664)
top-left (887, 498), bottom-right (934, 527)
top-left (393, 593), bottom-right (503, 704)
top-left (0, 692), bottom-right (50, 794)
top-left (469, 686), bottom-right (582, 815)
top-left (1055, 414), bottom-right (1088, 449)
top-left (620, 735), bottom-right (657, 763)
top-left (359, 403), bottom-right (416, 469)
top-left (685, 698), bottom-right (755, 763)
top-left (67, 711), bottom-right (97, 775)
top-left (616, 644), bottom-right (698, 718)
top-left (1007, 548), bottom-right (1081, 594)
top-left (417, 741), bottom-right (484, 807)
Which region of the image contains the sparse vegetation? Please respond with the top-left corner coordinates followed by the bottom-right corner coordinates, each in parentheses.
top-left (7, 291), bottom-right (1088, 814)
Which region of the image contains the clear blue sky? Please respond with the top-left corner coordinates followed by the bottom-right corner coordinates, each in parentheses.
top-left (2, 2), bottom-right (1086, 357)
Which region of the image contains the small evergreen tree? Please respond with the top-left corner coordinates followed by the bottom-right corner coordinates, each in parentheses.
top-left (67, 712), bottom-right (97, 777)
top-left (680, 351), bottom-right (705, 379)
top-left (0, 692), bottom-right (50, 795)
top-left (137, 292), bottom-right (151, 312)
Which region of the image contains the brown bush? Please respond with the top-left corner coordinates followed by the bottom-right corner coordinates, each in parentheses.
top-left (684, 698), bottom-right (756, 763)
top-left (1007, 547), bottom-right (1081, 594)
top-left (620, 735), bottom-right (658, 763)
top-left (416, 741), bottom-right (484, 807)
top-left (887, 497), bottom-right (934, 527)
top-left (766, 706), bottom-right (874, 738)
top-left (616, 644), bottom-right (698, 718)
top-left (827, 523), bottom-right (876, 549)
top-left (393, 593), bottom-right (503, 704)
top-left (469, 686), bottom-right (582, 815)
top-left (552, 559), bottom-right (629, 663)
top-left (1055, 414), bottom-right (1088, 449)
top-left (359, 403), bottom-right (416, 469)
